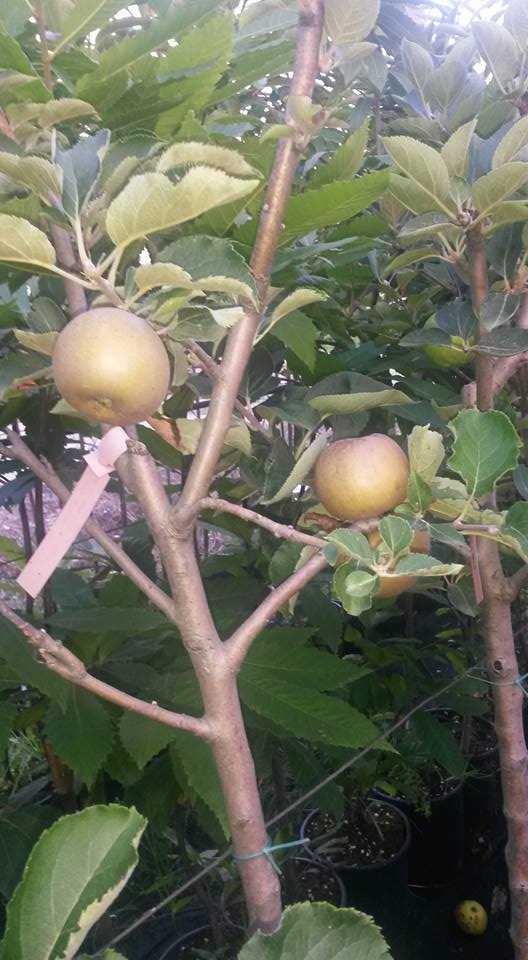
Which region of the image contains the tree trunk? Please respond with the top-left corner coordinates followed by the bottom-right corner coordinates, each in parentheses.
top-left (469, 227), bottom-right (528, 958)
top-left (478, 540), bottom-right (528, 958)
top-left (209, 677), bottom-right (282, 932)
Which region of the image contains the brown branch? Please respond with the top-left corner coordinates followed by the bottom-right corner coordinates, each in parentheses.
top-left (3, 431), bottom-right (177, 624)
top-left (463, 293), bottom-right (528, 407)
top-left (469, 226), bottom-right (493, 411)
top-left (469, 226), bottom-right (528, 960)
top-left (173, 0), bottom-right (325, 524)
top-left (187, 341), bottom-right (273, 442)
top-left (508, 565), bottom-right (528, 602)
top-left (200, 496), bottom-right (327, 550)
top-left (0, 599), bottom-right (212, 739)
top-left (225, 552), bottom-right (328, 671)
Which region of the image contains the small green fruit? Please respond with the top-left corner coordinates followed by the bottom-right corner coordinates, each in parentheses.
top-left (424, 341), bottom-right (469, 368)
top-left (454, 900), bottom-right (488, 935)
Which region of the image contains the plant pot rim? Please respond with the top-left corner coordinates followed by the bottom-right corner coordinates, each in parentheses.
top-left (300, 800), bottom-right (411, 874)
top-left (372, 774), bottom-right (464, 807)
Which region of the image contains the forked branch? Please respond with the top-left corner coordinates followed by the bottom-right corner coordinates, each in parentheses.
top-left (200, 496), bottom-right (327, 549)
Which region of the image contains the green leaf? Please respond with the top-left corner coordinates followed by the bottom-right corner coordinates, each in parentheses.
top-left (119, 712), bottom-right (178, 769)
top-left (106, 168), bottom-right (259, 247)
top-left (0, 613), bottom-right (68, 705)
top-left (385, 246), bottom-right (438, 273)
top-left (309, 120), bottom-right (370, 187)
top-left (412, 711), bottom-right (467, 778)
top-left (77, 0), bottom-right (219, 97)
top-left (14, 329), bottom-right (56, 356)
top-left (472, 20), bottom-right (519, 88)
top-left (159, 235), bottom-right (256, 296)
top-left (406, 471), bottom-right (433, 514)
top-left (401, 39), bottom-right (434, 107)
top-left (44, 689), bottom-right (113, 787)
top-left (169, 733), bottom-right (229, 838)
top-left (472, 164), bottom-right (528, 219)
top-left (505, 0), bottom-right (528, 45)
top-left (28, 297), bottom-right (66, 332)
top-left (309, 387), bottom-right (410, 415)
top-left (157, 141), bottom-right (259, 178)
top-left (134, 263), bottom-right (194, 294)
top-left (270, 312), bottom-right (318, 371)
top-left (478, 292), bottom-right (520, 332)
top-left (55, 129), bottom-right (110, 218)
top-left (0, 153), bottom-right (61, 200)
top-left (1, 804), bottom-right (146, 960)
top-left (408, 424), bottom-right (445, 483)
top-left (449, 409), bottom-right (521, 497)
top-left (0, 216), bottom-right (56, 269)
top-left (0, 808), bottom-right (58, 903)
top-left (48, 606), bottom-right (166, 633)
top-left (8, 98), bottom-right (98, 129)
top-left (398, 212), bottom-right (460, 244)
top-left (325, 0), bottom-right (380, 44)
top-left (239, 902), bottom-right (393, 959)
top-left (344, 569), bottom-right (379, 597)
top-left (399, 328), bottom-right (452, 348)
top-left (474, 329), bottom-right (528, 357)
top-left (501, 501), bottom-right (528, 561)
top-left (0, 700), bottom-right (16, 759)
top-left (261, 433), bottom-right (327, 505)
top-left (52, 0), bottom-right (130, 57)
top-left (332, 563), bottom-right (377, 615)
top-left (382, 136), bottom-right (453, 215)
top-left (0, 535), bottom-right (25, 566)
top-left (285, 741), bottom-right (344, 818)
top-left (280, 171), bottom-right (388, 245)
top-left (243, 632), bottom-right (370, 691)
top-left (239, 675), bottom-right (383, 749)
top-left (441, 120), bottom-right (477, 179)
top-left (493, 116), bottom-right (528, 168)
top-left (325, 529), bottom-right (375, 565)
top-left (270, 288), bottom-right (328, 325)
top-left (425, 58), bottom-right (466, 112)
top-left (394, 555), bottom-right (463, 577)
top-left (378, 516), bottom-right (413, 555)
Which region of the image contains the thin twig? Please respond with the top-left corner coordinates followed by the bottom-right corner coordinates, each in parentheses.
top-left (0, 600), bottom-right (212, 739)
top-left (225, 552), bottom-right (328, 671)
top-left (187, 341), bottom-right (273, 442)
top-left (200, 496), bottom-right (327, 550)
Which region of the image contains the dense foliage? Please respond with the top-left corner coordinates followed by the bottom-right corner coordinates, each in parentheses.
top-left (1, 0), bottom-right (528, 956)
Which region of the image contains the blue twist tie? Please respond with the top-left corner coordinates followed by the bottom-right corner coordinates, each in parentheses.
top-left (233, 837), bottom-right (310, 875)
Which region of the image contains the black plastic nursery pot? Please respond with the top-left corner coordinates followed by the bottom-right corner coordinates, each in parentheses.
top-left (300, 801), bottom-right (411, 924)
top-left (460, 715), bottom-right (504, 860)
top-left (374, 777), bottom-right (465, 894)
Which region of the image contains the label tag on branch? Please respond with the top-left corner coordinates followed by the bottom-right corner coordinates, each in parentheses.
top-left (17, 428), bottom-right (128, 599)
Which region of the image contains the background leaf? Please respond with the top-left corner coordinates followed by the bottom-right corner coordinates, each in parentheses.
top-left (239, 902), bottom-right (393, 959)
top-left (1, 805), bottom-right (146, 960)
